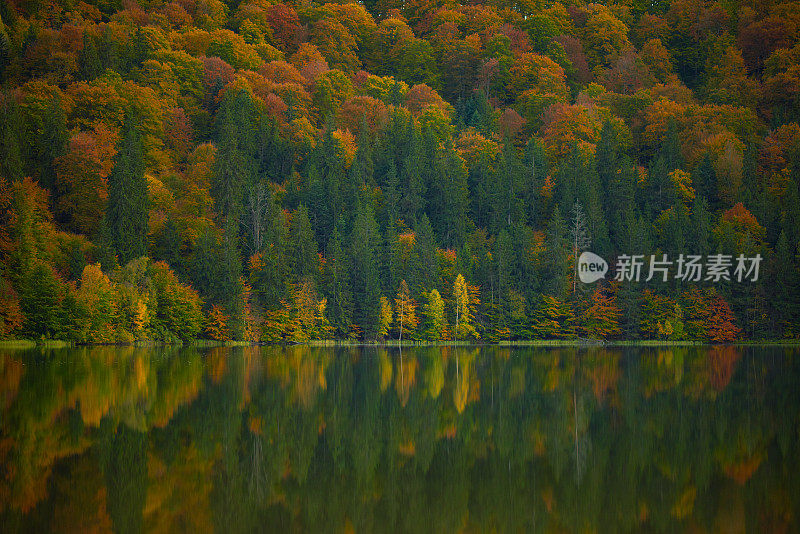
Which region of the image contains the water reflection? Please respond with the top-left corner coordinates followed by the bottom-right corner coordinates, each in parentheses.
top-left (0, 345), bottom-right (798, 532)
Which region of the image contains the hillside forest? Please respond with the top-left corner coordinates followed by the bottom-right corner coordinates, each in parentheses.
top-left (1, 0), bottom-right (800, 343)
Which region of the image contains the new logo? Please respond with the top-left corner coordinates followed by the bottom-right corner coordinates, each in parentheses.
top-left (578, 251), bottom-right (608, 283)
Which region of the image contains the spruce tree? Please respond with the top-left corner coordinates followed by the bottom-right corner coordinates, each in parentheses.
top-left (350, 201), bottom-right (383, 339)
top-left (401, 127), bottom-right (426, 224)
top-left (693, 153), bottom-right (719, 210)
top-left (524, 137), bottom-right (548, 226)
top-left (0, 96), bottom-right (23, 181)
top-left (542, 206), bottom-right (570, 299)
top-left (106, 113), bottom-right (148, 264)
top-left (290, 205), bottom-right (319, 282)
top-left (691, 194), bottom-right (712, 256)
top-left (325, 226), bottom-right (353, 338)
top-left (36, 94), bottom-right (68, 192)
top-left (412, 215), bottom-right (437, 295)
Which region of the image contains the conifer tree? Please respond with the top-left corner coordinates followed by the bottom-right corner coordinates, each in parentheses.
top-left (570, 200), bottom-right (591, 294)
top-left (325, 226), bottom-right (353, 338)
top-left (412, 215), bottom-right (437, 294)
top-left (350, 201), bottom-right (383, 339)
top-left (290, 205), bottom-right (319, 282)
top-left (542, 206), bottom-right (570, 298)
top-left (36, 94), bottom-right (68, 192)
top-left (106, 113), bottom-right (148, 264)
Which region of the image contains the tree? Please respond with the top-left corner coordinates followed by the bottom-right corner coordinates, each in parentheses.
top-left (106, 113), bottom-right (148, 264)
top-left (542, 206), bottom-right (570, 298)
top-left (576, 285), bottom-right (621, 340)
top-left (394, 280), bottom-right (418, 341)
top-left (290, 205), bottom-right (319, 282)
top-left (530, 294), bottom-right (575, 339)
top-left (570, 200), bottom-right (591, 293)
top-left (378, 296), bottom-right (392, 340)
top-left (351, 202), bottom-right (383, 339)
top-left (99, 422), bottom-right (148, 534)
top-left (211, 86), bottom-right (258, 221)
top-left (420, 288), bottom-right (449, 341)
top-left (453, 273), bottom-right (479, 340)
top-left (325, 227), bottom-right (354, 338)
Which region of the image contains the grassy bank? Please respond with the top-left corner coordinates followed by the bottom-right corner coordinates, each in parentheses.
top-left (2, 339), bottom-right (799, 350)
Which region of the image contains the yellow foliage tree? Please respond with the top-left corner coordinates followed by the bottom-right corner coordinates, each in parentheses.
top-left (394, 280), bottom-right (418, 342)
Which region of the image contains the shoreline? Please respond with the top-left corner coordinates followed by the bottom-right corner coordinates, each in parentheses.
top-left (2, 339), bottom-right (799, 350)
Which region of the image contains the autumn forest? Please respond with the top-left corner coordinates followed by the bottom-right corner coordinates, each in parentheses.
top-left (1, 0), bottom-right (800, 343)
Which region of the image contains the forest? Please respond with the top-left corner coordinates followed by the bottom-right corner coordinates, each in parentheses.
top-left (0, 0), bottom-right (799, 342)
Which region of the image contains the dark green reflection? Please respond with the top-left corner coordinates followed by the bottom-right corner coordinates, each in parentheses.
top-left (0, 346), bottom-right (799, 532)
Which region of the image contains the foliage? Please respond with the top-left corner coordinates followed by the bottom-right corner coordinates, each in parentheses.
top-left (1, 0), bottom-right (798, 342)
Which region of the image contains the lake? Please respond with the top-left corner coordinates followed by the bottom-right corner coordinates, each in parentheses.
top-left (0, 345), bottom-right (798, 532)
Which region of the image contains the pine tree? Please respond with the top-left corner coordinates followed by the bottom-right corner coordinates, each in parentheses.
top-left (106, 113), bottom-right (148, 264)
top-left (290, 205), bottom-right (319, 282)
top-left (412, 215), bottom-right (437, 294)
top-left (570, 200), bottom-right (591, 294)
top-left (325, 226), bottom-right (353, 338)
top-left (401, 128), bottom-right (426, 225)
top-left (36, 94), bottom-right (68, 192)
top-left (691, 194), bottom-right (712, 256)
top-left (542, 206), bottom-right (570, 298)
top-left (153, 216), bottom-right (182, 275)
top-left (350, 201), bottom-right (383, 339)
top-left (212, 88), bottom-right (258, 221)
top-left (523, 137), bottom-right (548, 226)
top-left (693, 153), bottom-right (719, 210)
top-left (0, 96), bottom-right (24, 181)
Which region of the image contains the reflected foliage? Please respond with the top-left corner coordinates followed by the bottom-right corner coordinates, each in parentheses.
top-left (0, 346), bottom-right (799, 532)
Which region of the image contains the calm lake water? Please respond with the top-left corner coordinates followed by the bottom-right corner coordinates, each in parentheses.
top-left (0, 345), bottom-right (798, 532)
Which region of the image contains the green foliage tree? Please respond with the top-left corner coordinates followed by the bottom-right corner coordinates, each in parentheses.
top-left (106, 113), bottom-right (148, 264)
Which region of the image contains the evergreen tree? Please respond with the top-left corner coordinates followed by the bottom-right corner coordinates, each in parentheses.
top-left (17, 262), bottom-right (63, 338)
top-left (153, 216), bottom-right (183, 274)
top-left (106, 113), bottom-right (148, 264)
top-left (692, 153), bottom-right (719, 210)
top-left (412, 215), bottom-right (438, 295)
top-left (596, 120), bottom-right (621, 193)
top-left (542, 206), bottom-right (570, 298)
top-left (401, 127), bottom-right (426, 225)
top-left (384, 160), bottom-right (401, 228)
top-left (99, 421), bottom-right (148, 534)
top-left (773, 231), bottom-right (800, 335)
top-left (430, 140), bottom-right (470, 247)
top-left (691, 194), bottom-right (712, 256)
top-left (570, 200), bottom-right (591, 294)
top-left (190, 224), bottom-right (243, 328)
top-left (257, 115), bottom-right (291, 182)
top-left (325, 226), bottom-right (353, 338)
top-left (350, 201), bottom-right (383, 339)
top-left (290, 205), bottom-right (319, 282)
top-left (212, 88), bottom-right (258, 221)
top-left (35, 94), bottom-right (68, 192)
top-left (523, 137), bottom-right (548, 226)
top-left (0, 96), bottom-right (24, 181)
top-left (491, 144), bottom-right (526, 231)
